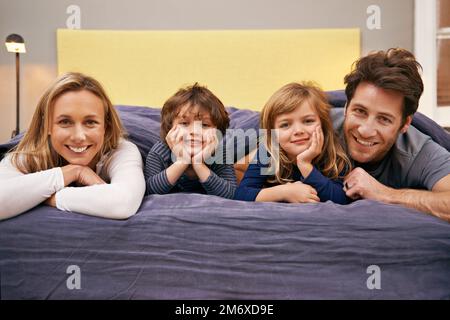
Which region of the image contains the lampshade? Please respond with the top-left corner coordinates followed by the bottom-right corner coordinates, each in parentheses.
top-left (5, 34), bottom-right (26, 53)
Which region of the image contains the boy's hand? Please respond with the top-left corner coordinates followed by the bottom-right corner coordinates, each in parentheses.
top-left (192, 129), bottom-right (218, 165)
top-left (166, 125), bottom-right (191, 164)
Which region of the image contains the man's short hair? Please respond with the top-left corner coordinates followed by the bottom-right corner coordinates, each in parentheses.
top-left (344, 48), bottom-right (424, 120)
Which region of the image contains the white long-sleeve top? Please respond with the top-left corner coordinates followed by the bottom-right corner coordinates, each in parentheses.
top-left (0, 139), bottom-right (145, 220)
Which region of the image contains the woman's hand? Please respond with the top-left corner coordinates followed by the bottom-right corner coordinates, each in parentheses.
top-left (166, 125), bottom-right (191, 164)
top-left (61, 164), bottom-right (106, 187)
top-left (44, 194), bottom-right (57, 207)
top-left (76, 166), bottom-right (106, 186)
top-left (280, 182), bottom-right (320, 203)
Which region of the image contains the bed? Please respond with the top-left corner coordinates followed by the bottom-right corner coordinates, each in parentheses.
top-left (1, 91), bottom-right (450, 300)
top-left (1, 28), bottom-right (450, 300)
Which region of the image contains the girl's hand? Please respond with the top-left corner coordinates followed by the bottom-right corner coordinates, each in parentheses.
top-left (166, 125), bottom-right (191, 164)
top-left (192, 129), bottom-right (218, 165)
top-left (296, 125), bottom-right (324, 165)
top-left (281, 181), bottom-right (320, 203)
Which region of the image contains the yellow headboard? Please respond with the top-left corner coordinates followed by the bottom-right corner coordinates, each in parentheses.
top-left (57, 29), bottom-right (360, 110)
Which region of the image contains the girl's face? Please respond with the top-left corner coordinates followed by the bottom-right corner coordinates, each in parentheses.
top-left (172, 104), bottom-right (217, 156)
top-left (273, 102), bottom-right (321, 161)
top-left (49, 90), bottom-right (106, 169)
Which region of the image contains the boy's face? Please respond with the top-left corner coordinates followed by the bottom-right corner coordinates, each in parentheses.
top-left (173, 104), bottom-right (217, 156)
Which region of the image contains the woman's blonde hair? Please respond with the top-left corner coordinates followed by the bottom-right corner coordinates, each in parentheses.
top-left (260, 82), bottom-right (352, 184)
top-left (10, 72), bottom-right (125, 174)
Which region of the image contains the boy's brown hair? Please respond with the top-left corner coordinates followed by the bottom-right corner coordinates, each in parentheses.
top-left (160, 83), bottom-right (230, 140)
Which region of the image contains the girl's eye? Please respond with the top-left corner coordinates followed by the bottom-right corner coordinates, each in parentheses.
top-left (304, 118), bottom-right (316, 124)
top-left (179, 122), bottom-right (188, 126)
top-left (278, 123), bottom-right (289, 128)
top-left (202, 123), bottom-right (211, 128)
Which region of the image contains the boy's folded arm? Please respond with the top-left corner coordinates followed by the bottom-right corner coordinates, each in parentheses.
top-left (201, 166), bottom-right (236, 199)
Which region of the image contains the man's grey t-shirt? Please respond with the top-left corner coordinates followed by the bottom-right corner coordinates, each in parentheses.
top-left (331, 108), bottom-right (450, 190)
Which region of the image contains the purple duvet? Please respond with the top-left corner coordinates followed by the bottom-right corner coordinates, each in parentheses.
top-left (1, 91), bottom-right (450, 299)
top-left (1, 194), bottom-right (450, 299)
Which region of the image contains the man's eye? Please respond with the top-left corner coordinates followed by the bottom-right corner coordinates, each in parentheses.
top-left (354, 108), bottom-right (366, 115)
top-left (379, 117), bottom-right (392, 124)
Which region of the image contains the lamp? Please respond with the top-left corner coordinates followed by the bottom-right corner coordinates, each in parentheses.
top-left (5, 34), bottom-right (26, 138)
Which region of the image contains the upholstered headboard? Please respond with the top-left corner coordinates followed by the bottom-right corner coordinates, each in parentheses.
top-left (57, 29), bottom-right (360, 110)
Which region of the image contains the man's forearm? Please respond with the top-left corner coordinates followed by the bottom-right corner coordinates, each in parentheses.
top-left (387, 189), bottom-right (450, 222)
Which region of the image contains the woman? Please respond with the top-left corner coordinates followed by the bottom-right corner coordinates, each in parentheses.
top-left (0, 72), bottom-right (145, 220)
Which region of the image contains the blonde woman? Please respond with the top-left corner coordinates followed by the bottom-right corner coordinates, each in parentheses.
top-left (0, 72), bottom-right (145, 220)
top-left (234, 82), bottom-right (351, 204)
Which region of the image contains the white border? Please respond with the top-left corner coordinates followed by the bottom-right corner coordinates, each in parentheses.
top-left (414, 0), bottom-right (450, 127)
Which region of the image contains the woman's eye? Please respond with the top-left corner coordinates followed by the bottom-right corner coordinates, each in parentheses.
top-left (86, 120), bottom-right (98, 125)
top-left (58, 119), bottom-right (71, 125)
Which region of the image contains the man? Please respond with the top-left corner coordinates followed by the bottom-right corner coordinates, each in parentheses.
top-left (334, 48), bottom-right (450, 221)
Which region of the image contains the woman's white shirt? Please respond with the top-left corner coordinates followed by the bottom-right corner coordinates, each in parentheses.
top-left (0, 139), bottom-right (145, 220)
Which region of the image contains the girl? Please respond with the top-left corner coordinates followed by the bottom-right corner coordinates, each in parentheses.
top-left (0, 72), bottom-right (145, 220)
top-left (144, 83), bottom-right (236, 199)
top-left (234, 82), bottom-right (351, 204)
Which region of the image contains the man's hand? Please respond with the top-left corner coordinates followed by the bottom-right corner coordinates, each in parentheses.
top-left (343, 167), bottom-right (393, 201)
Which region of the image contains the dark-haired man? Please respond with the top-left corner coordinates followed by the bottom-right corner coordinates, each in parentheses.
top-left (335, 48), bottom-right (450, 221)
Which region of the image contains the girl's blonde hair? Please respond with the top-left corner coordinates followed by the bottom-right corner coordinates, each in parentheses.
top-left (260, 82), bottom-right (352, 184)
top-left (9, 72), bottom-right (125, 174)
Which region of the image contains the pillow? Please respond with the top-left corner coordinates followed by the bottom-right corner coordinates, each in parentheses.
top-left (2, 91), bottom-right (449, 162)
